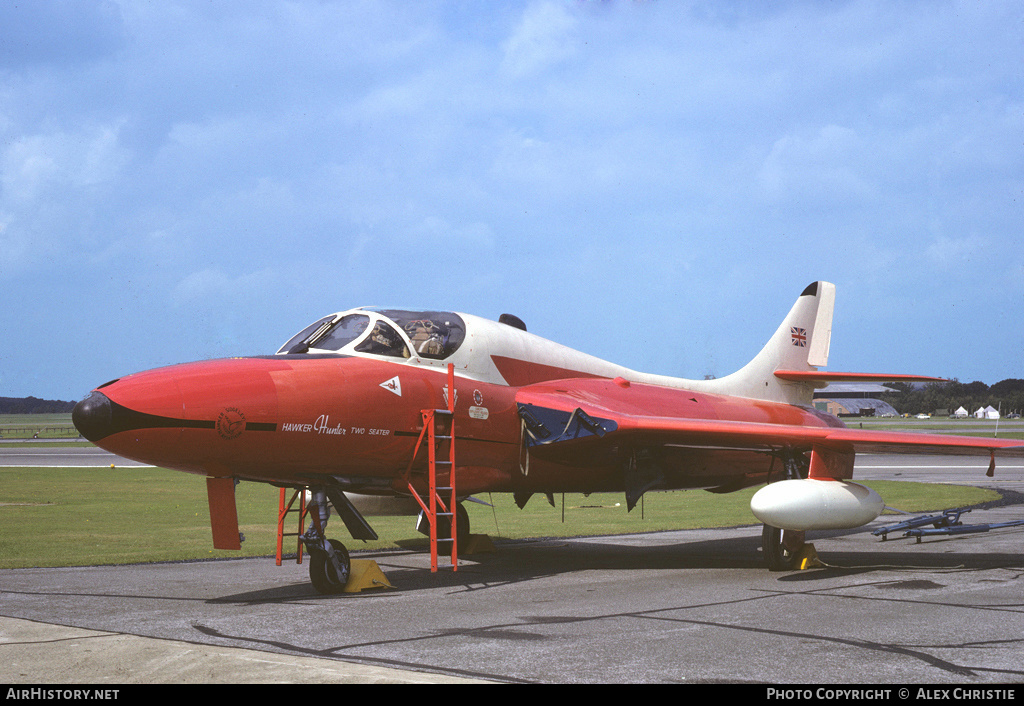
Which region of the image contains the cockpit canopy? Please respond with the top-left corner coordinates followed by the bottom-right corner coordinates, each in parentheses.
top-left (277, 309), bottom-right (467, 360)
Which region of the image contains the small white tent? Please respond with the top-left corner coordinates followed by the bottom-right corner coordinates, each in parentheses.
top-left (974, 407), bottom-right (986, 418)
top-left (953, 406), bottom-right (969, 418)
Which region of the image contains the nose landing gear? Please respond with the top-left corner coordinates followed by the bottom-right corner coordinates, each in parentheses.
top-left (306, 538), bottom-right (351, 594)
top-left (302, 488), bottom-right (353, 595)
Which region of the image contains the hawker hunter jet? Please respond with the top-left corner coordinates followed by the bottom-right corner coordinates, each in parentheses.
top-left (73, 282), bottom-right (1024, 593)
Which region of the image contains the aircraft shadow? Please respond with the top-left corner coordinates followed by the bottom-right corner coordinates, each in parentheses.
top-left (207, 526), bottom-right (1024, 604)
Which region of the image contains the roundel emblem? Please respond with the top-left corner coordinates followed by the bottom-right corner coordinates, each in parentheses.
top-left (216, 407), bottom-right (246, 440)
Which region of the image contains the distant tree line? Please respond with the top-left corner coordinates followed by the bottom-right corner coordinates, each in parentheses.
top-left (878, 379), bottom-right (1024, 417)
top-left (0, 397), bottom-right (77, 414)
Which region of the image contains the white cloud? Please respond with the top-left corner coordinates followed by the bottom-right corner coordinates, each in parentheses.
top-left (1, 123), bottom-right (129, 203)
top-left (0, 122), bottom-right (130, 276)
top-left (172, 267), bottom-right (275, 307)
top-left (925, 235), bottom-right (985, 271)
top-left (1, 135), bottom-right (60, 203)
top-left (0, 212), bottom-right (28, 270)
top-left (500, 1), bottom-right (579, 78)
top-left (758, 125), bottom-right (875, 205)
top-left (2, 1), bottom-right (1022, 397)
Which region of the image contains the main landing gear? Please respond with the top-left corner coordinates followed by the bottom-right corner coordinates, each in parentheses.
top-left (416, 500), bottom-right (470, 548)
top-left (761, 446), bottom-right (811, 571)
top-left (761, 525), bottom-right (805, 572)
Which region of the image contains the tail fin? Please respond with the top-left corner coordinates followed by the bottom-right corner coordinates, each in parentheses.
top-left (704, 281), bottom-right (835, 405)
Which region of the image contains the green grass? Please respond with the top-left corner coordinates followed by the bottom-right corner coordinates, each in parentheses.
top-left (0, 414), bottom-right (73, 425)
top-left (0, 466), bottom-right (1000, 569)
top-left (474, 480), bottom-right (998, 539)
top-left (844, 418), bottom-right (1024, 441)
top-left (0, 413), bottom-right (78, 439)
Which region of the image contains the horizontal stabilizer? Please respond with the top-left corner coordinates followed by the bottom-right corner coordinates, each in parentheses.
top-left (774, 371), bottom-right (946, 384)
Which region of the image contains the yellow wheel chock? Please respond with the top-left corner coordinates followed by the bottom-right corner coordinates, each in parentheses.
top-left (343, 559), bottom-right (393, 593)
top-left (341, 535), bottom-right (498, 592)
top-left (796, 543), bottom-right (824, 570)
top-left (463, 533), bottom-right (496, 555)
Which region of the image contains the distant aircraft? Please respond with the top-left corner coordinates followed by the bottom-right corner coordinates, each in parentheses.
top-left (73, 282), bottom-right (1024, 593)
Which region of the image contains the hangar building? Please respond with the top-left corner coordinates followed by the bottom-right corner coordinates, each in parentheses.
top-left (813, 382), bottom-right (899, 417)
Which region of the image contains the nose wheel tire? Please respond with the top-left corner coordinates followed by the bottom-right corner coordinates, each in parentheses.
top-left (762, 524), bottom-right (804, 571)
top-left (309, 539), bottom-right (351, 594)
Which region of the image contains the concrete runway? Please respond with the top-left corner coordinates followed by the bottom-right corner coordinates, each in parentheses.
top-left (0, 442), bottom-right (154, 468)
top-left (2, 448), bottom-right (1024, 684)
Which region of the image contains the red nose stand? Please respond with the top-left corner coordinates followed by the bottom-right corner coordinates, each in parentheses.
top-left (206, 477), bottom-right (242, 550)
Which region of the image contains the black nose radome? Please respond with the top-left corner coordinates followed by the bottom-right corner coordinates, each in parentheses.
top-left (73, 391), bottom-right (113, 442)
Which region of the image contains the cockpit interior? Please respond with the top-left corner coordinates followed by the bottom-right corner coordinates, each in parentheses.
top-left (277, 309), bottom-right (467, 360)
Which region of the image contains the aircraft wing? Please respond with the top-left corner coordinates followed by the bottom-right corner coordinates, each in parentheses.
top-left (515, 378), bottom-right (1024, 473)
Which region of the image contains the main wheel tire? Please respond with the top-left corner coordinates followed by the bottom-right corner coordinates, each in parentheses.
top-left (452, 502), bottom-right (471, 547)
top-left (309, 539), bottom-right (350, 594)
top-left (420, 502), bottom-right (471, 547)
top-left (762, 524), bottom-right (801, 571)
top-left (438, 502), bottom-right (470, 547)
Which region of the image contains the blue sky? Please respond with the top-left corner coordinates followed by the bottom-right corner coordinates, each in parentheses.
top-left (2, 1), bottom-right (1021, 401)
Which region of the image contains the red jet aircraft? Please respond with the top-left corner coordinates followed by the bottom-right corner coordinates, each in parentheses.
top-left (73, 282), bottom-right (1024, 592)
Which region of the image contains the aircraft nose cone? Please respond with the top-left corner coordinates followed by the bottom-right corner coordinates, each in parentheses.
top-left (73, 391), bottom-right (114, 442)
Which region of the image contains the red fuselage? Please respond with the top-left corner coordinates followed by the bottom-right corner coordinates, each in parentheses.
top-left (73, 353), bottom-right (838, 496)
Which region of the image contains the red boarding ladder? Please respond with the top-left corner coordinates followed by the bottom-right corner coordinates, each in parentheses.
top-left (276, 487), bottom-right (308, 565)
top-left (406, 363), bottom-right (458, 572)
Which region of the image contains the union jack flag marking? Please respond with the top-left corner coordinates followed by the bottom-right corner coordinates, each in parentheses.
top-left (791, 327), bottom-right (807, 347)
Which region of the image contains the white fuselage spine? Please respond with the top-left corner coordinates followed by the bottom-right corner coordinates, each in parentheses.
top-left (450, 313), bottom-right (697, 389)
top-left (340, 281), bottom-right (833, 407)
top-left (374, 312), bottom-right (799, 402)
